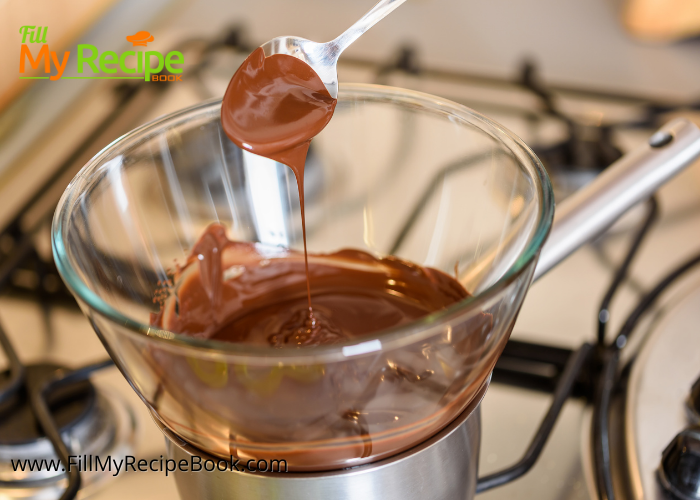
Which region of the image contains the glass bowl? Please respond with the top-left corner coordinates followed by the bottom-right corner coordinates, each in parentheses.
top-left (52, 84), bottom-right (553, 471)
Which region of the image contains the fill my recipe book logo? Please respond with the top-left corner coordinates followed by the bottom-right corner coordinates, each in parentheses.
top-left (18, 26), bottom-right (184, 82)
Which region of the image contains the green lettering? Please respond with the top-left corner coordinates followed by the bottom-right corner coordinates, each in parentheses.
top-left (99, 51), bottom-right (118, 73)
top-left (164, 51), bottom-right (184, 73)
top-left (77, 44), bottom-right (98, 73)
top-left (144, 51), bottom-right (164, 81)
top-left (119, 51), bottom-right (136, 73)
top-left (19, 26), bottom-right (35, 44)
top-left (36, 27), bottom-right (48, 44)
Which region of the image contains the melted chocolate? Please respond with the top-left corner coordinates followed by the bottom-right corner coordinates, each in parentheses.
top-left (221, 47), bottom-right (336, 335)
top-left (221, 47), bottom-right (336, 171)
top-left (151, 224), bottom-right (469, 346)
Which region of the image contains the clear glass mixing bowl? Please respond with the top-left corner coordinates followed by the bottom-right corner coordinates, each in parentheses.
top-left (52, 84), bottom-right (553, 471)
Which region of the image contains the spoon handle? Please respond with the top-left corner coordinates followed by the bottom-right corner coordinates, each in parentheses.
top-left (329, 0), bottom-right (407, 57)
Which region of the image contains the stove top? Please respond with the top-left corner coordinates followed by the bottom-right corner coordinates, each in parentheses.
top-left (0, 21), bottom-right (700, 500)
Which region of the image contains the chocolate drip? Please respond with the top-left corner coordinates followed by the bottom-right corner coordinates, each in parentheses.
top-left (221, 47), bottom-right (337, 327)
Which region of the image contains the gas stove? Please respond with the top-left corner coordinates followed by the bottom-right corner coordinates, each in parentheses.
top-left (1, 16), bottom-right (700, 500)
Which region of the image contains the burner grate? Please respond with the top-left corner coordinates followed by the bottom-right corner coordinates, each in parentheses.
top-left (0, 319), bottom-right (114, 499)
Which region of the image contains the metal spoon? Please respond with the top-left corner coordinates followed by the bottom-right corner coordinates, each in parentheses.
top-left (260, 0), bottom-right (407, 99)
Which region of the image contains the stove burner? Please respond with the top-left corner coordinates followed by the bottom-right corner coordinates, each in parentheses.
top-left (520, 61), bottom-right (624, 200)
top-left (0, 363), bottom-right (95, 446)
top-left (656, 375), bottom-right (700, 500)
top-left (659, 426), bottom-right (700, 500)
top-left (0, 361), bottom-right (136, 499)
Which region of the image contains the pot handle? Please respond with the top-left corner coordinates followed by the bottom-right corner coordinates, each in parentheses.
top-left (533, 118), bottom-right (700, 281)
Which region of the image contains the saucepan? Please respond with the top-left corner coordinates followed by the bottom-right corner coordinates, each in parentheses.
top-left (51, 85), bottom-right (700, 484)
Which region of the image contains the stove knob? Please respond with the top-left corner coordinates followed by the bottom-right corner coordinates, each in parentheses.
top-left (658, 426), bottom-right (700, 500)
top-left (687, 376), bottom-right (700, 423)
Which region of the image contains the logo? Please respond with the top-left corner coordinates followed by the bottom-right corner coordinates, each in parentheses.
top-left (19, 26), bottom-right (183, 82)
top-left (126, 31), bottom-right (155, 47)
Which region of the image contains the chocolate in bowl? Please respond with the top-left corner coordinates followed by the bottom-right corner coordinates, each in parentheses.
top-left (144, 223), bottom-right (495, 469)
top-left (143, 307), bottom-right (496, 470)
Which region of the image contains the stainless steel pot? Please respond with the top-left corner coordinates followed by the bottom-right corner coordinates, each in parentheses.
top-left (154, 380), bottom-right (486, 500)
